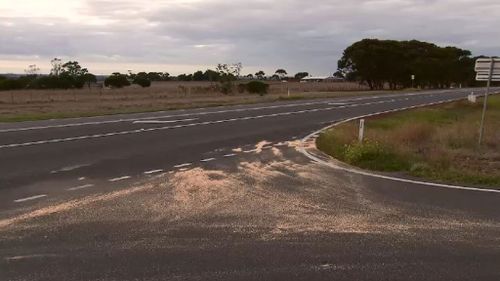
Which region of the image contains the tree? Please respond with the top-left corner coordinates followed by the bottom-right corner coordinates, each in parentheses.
top-left (83, 73), bottom-right (97, 89)
top-left (24, 64), bottom-right (40, 77)
top-left (255, 70), bottom-right (266, 80)
top-left (275, 69), bottom-right (287, 79)
top-left (60, 61), bottom-right (89, 88)
top-left (216, 63), bottom-right (243, 94)
top-left (105, 73), bottom-right (130, 88)
top-left (204, 69), bottom-right (220, 81)
top-left (294, 72), bottom-right (309, 80)
top-left (192, 70), bottom-right (205, 81)
top-left (50, 58), bottom-right (63, 76)
top-left (337, 39), bottom-right (476, 90)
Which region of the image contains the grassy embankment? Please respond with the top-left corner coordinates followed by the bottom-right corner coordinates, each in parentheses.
top-left (317, 95), bottom-right (500, 188)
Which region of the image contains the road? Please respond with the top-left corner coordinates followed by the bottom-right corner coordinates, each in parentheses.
top-left (1, 88), bottom-right (500, 280)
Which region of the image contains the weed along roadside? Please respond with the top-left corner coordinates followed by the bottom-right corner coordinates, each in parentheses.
top-left (316, 95), bottom-right (500, 188)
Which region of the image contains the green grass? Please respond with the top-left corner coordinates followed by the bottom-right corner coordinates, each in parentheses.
top-left (317, 95), bottom-right (500, 188)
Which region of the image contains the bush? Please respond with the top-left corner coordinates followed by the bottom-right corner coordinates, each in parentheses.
top-left (237, 83), bottom-right (247, 93)
top-left (133, 77), bottom-right (151, 88)
top-left (105, 73), bottom-right (130, 88)
top-left (0, 79), bottom-right (27, 90)
top-left (344, 141), bottom-right (409, 171)
top-left (246, 81), bottom-right (269, 96)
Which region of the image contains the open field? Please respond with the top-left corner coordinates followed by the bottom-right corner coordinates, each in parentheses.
top-left (317, 95), bottom-right (500, 188)
top-left (0, 81), bottom-right (374, 122)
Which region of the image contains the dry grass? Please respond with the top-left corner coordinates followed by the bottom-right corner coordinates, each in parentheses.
top-left (317, 95), bottom-right (500, 188)
top-left (0, 81), bottom-right (374, 122)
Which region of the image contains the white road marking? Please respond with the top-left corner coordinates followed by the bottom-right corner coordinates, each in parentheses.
top-left (133, 118), bottom-right (197, 124)
top-left (108, 176), bottom-right (131, 182)
top-left (223, 153), bottom-right (237, 157)
top-left (144, 169), bottom-right (163, 175)
top-left (14, 194), bottom-right (47, 203)
top-left (0, 89), bottom-right (480, 134)
top-left (200, 158), bottom-right (216, 162)
top-left (174, 163), bottom-right (192, 168)
top-left (78, 177), bottom-right (86, 181)
top-left (50, 164), bottom-right (90, 174)
top-left (0, 90), bottom-right (491, 150)
top-left (67, 184), bottom-right (94, 191)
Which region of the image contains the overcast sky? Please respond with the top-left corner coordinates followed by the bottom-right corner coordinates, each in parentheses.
top-left (0, 0), bottom-right (499, 75)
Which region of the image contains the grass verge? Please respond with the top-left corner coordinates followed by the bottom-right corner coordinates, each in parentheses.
top-left (317, 95), bottom-right (500, 188)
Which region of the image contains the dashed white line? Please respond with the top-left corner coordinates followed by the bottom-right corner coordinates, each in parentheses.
top-left (14, 194), bottom-right (47, 203)
top-left (144, 169), bottom-right (164, 175)
top-left (174, 163), bottom-right (192, 168)
top-left (200, 158), bottom-right (216, 162)
top-left (108, 176), bottom-right (131, 182)
top-left (223, 153), bottom-right (237, 157)
top-left (67, 184), bottom-right (94, 191)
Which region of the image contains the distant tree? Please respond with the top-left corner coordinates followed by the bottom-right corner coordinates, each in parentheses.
top-left (294, 72), bottom-right (309, 79)
top-left (337, 39), bottom-right (476, 90)
top-left (177, 74), bottom-right (193, 81)
top-left (50, 58), bottom-right (63, 76)
top-left (60, 61), bottom-right (89, 88)
top-left (216, 63), bottom-right (243, 94)
top-left (271, 74), bottom-right (280, 80)
top-left (83, 73), bottom-right (97, 89)
top-left (105, 73), bottom-right (130, 88)
top-left (275, 69), bottom-right (287, 79)
top-left (24, 64), bottom-right (40, 77)
top-left (192, 70), bottom-right (205, 81)
top-left (246, 74), bottom-right (254, 79)
top-left (204, 69), bottom-right (220, 81)
top-left (134, 77), bottom-right (151, 87)
top-left (255, 70), bottom-right (266, 80)
top-left (147, 72), bottom-right (163, 81)
top-left (161, 72), bottom-right (171, 81)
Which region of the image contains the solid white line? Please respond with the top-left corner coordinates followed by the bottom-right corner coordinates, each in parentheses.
top-left (174, 163), bottom-right (192, 168)
top-left (108, 176), bottom-right (131, 182)
top-left (299, 97), bottom-right (500, 194)
top-left (223, 153), bottom-right (237, 157)
top-left (67, 184), bottom-right (94, 191)
top-left (14, 194), bottom-right (47, 203)
top-left (133, 118), bottom-right (197, 124)
top-left (144, 169), bottom-right (164, 175)
top-left (200, 158), bottom-right (216, 162)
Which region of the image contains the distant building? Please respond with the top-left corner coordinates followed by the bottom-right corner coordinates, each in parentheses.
top-left (300, 76), bottom-right (344, 82)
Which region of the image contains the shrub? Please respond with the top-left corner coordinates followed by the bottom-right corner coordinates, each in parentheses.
top-left (246, 81), bottom-right (269, 96)
top-left (105, 73), bottom-right (130, 88)
top-left (133, 77), bottom-right (151, 88)
top-left (344, 141), bottom-right (409, 171)
top-left (237, 83), bottom-right (247, 93)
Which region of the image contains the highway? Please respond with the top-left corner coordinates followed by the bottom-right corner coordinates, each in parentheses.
top-left (1, 88), bottom-right (500, 280)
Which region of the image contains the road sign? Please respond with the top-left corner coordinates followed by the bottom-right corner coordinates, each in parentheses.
top-left (475, 58), bottom-right (500, 81)
top-left (475, 57), bottom-right (498, 147)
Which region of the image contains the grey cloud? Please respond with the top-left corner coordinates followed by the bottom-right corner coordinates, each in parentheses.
top-left (1, 0), bottom-right (499, 74)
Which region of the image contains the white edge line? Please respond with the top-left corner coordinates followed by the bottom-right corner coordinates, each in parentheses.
top-left (144, 169), bottom-right (164, 175)
top-left (14, 194), bottom-right (47, 203)
top-left (108, 176), bottom-right (131, 182)
top-left (67, 184), bottom-right (94, 191)
top-left (299, 96), bottom-right (500, 194)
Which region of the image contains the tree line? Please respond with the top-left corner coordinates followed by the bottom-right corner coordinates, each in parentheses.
top-left (336, 39), bottom-right (480, 90)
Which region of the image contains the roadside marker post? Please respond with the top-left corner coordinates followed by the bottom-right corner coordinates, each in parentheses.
top-left (359, 119), bottom-right (365, 143)
top-left (475, 57), bottom-right (500, 147)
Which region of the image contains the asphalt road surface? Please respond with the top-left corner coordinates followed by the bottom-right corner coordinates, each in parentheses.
top-left (1, 88), bottom-right (500, 280)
